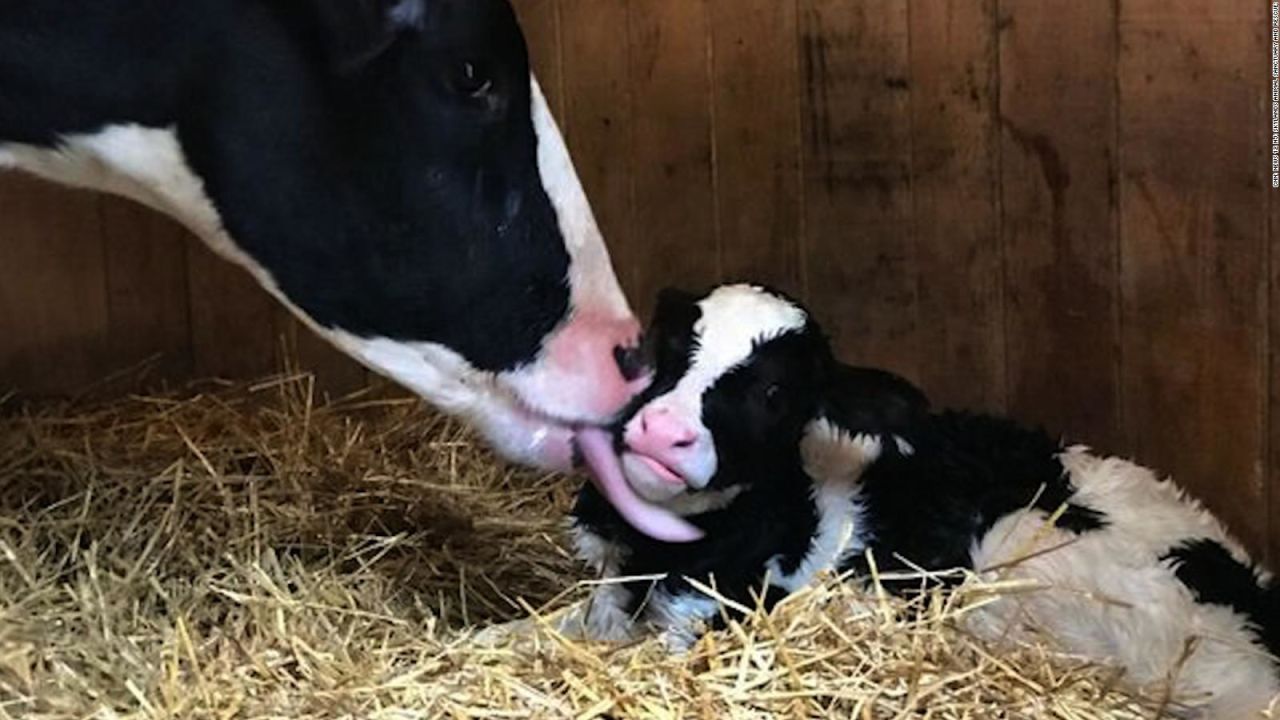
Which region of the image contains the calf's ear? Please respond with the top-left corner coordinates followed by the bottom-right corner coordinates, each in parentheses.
top-left (312, 0), bottom-right (426, 73)
top-left (801, 362), bottom-right (928, 483)
top-left (651, 287), bottom-right (702, 321)
top-left (817, 363), bottom-right (929, 438)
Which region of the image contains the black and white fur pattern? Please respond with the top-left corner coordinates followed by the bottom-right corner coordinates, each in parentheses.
top-left (0, 0), bottom-right (645, 472)
top-left (569, 284), bottom-right (1279, 720)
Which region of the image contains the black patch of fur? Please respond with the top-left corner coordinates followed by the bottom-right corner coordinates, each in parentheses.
top-left (1163, 539), bottom-right (1279, 661)
top-left (571, 467), bottom-right (819, 620)
top-left (844, 412), bottom-right (1107, 590)
top-left (609, 288), bottom-right (703, 443)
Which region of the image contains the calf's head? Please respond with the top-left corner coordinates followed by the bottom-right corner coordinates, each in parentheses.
top-left (612, 285), bottom-right (928, 506)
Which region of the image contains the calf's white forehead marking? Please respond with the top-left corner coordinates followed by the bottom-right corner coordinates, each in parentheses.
top-left (690, 284), bottom-right (809, 380)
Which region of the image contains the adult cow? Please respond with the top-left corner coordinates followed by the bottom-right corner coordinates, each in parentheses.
top-left (0, 0), bottom-right (699, 540)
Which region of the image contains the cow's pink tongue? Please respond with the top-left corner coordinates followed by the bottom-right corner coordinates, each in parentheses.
top-left (576, 427), bottom-right (704, 543)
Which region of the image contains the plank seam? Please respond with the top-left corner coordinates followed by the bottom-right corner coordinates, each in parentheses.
top-left (705, 0), bottom-right (724, 283)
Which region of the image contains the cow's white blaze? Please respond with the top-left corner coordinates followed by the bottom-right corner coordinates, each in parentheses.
top-left (501, 78), bottom-right (643, 423)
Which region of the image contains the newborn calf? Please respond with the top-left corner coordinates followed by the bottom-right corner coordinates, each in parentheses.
top-left (569, 284), bottom-right (1278, 719)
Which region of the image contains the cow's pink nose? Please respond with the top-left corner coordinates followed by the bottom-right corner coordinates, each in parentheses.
top-left (638, 406), bottom-right (698, 450)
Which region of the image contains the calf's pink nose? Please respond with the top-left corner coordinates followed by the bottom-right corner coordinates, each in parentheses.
top-left (630, 406), bottom-right (698, 456)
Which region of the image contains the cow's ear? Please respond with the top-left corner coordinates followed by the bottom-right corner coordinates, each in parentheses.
top-left (313, 0), bottom-right (425, 73)
top-left (818, 363), bottom-right (929, 438)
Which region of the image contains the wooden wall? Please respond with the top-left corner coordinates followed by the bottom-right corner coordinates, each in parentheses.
top-left (0, 0), bottom-right (1274, 562)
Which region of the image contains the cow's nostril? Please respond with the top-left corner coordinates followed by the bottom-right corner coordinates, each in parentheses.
top-left (673, 438), bottom-right (695, 449)
top-left (613, 344), bottom-right (648, 382)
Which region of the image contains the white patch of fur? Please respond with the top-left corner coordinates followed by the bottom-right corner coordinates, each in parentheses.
top-left (646, 589), bottom-right (722, 652)
top-left (560, 525), bottom-right (640, 642)
top-left (529, 77), bottom-right (631, 322)
top-left (965, 449), bottom-right (1278, 720)
top-left (1, 125), bottom-right (253, 267)
top-left (768, 420), bottom-right (880, 593)
top-left (388, 0), bottom-right (425, 27)
top-left (567, 528), bottom-right (728, 650)
top-left (660, 485), bottom-right (745, 517)
top-left (800, 418), bottom-right (884, 483)
top-left (568, 524), bottom-right (629, 575)
top-left (576, 582), bottom-right (639, 642)
top-left (892, 435), bottom-right (915, 456)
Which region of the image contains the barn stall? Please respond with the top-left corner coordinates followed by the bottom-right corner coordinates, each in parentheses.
top-left (0, 0), bottom-right (1272, 717)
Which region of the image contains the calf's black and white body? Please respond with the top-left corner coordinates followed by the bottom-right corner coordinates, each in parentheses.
top-left (0, 0), bottom-right (650, 482)
top-left (570, 284), bottom-right (1279, 719)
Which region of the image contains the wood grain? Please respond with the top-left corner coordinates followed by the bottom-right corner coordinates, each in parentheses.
top-left (276, 311), bottom-right (368, 398)
top-left (1120, 0), bottom-right (1269, 554)
top-left (99, 196), bottom-right (192, 385)
top-left (998, 0), bottom-right (1121, 450)
top-left (559, 0), bottom-right (638, 303)
top-left (511, 0), bottom-right (564, 116)
top-left (186, 241), bottom-right (280, 381)
top-left (709, 0), bottom-right (803, 297)
top-left (0, 176), bottom-right (110, 394)
top-left (626, 0), bottom-right (719, 319)
top-left (797, 0), bottom-right (917, 375)
top-left (908, 0), bottom-right (1004, 413)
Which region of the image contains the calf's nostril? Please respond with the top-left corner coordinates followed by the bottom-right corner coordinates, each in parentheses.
top-left (613, 344), bottom-right (648, 382)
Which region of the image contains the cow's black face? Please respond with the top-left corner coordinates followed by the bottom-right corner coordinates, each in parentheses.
top-left (273, 0), bottom-right (573, 373)
top-left (169, 0), bottom-right (646, 468)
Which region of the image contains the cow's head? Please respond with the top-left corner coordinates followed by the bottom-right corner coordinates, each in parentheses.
top-left (169, 0), bottom-right (646, 470)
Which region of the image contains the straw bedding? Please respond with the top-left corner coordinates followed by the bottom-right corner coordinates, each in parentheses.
top-left (0, 373), bottom-right (1177, 718)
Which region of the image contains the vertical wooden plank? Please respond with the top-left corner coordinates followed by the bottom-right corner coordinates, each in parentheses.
top-left (100, 197), bottom-right (193, 385)
top-left (908, 0), bottom-right (1004, 412)
top-left (0, 176), bottom-right (109, 394)
top-left (998, 0), bottom-right (1121, 449)
top-left (511, 0), bottom-right (564, 117)
top-left (1121, 0), bottom-right (1268, 556)
top-left (709, 0), bottom-right (803, 297)
top-left (186, 242), bottom-right (280, 380)
top-left (626, 0), bottom-right (718, 319)
top-left (560, 0), bottom-right (637, 301)
top-left (275, 311), bottom-right (369, 397)
top-left (798, 1), bottom-right (917, 375)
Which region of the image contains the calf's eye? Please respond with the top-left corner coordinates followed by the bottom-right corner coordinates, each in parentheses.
top-left (760, 383), bottom-right (786, 412)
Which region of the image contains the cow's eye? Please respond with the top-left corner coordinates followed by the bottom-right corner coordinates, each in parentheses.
top-left (448, 60), bottom-right (493, 98)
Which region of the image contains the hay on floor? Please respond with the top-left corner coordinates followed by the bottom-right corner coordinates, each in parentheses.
top-left (0, 373), bottom-right (1168, 718)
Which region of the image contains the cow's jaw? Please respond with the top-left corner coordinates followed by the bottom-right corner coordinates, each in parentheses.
top-left (323, 332), bottom-right (580, 469)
